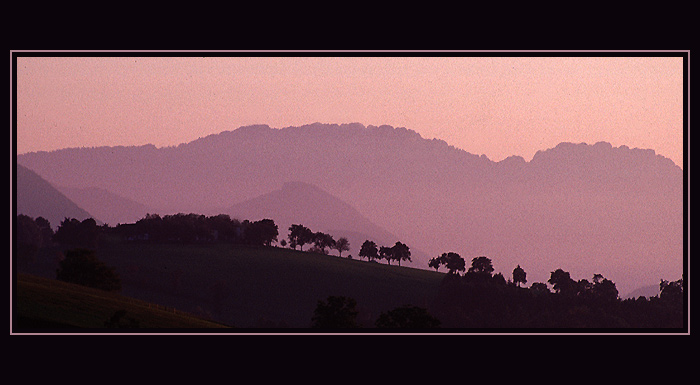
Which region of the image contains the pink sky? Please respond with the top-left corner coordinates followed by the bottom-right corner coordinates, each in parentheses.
top-left (14, 53), bottom-right (685, 167)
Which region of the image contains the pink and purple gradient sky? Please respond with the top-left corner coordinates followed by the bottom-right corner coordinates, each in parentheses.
top-left (14, 54), bottom-right (685, 167)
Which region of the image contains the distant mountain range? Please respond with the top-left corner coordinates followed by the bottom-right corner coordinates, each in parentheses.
top-left (16, 123), bottom-right (685, 295)
top-left (218, 181), bottom-right (430, 261)
top-left (15, 164), bottom-right (95, 228)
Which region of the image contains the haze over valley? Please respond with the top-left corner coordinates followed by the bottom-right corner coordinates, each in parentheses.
top-left (16, 122), bottom-right (684, 297)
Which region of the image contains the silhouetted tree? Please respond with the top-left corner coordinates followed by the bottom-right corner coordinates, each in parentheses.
top-left (334, 237), bottom-right (350, 258)
top-left (312, 232), bottom-right (335, 254)
top-left (379, 246), bottom-right (393, 265)
top-left (207, 214), bottom-right (241, 242)
top-left (392, 241), bottom-right (411, 266)
top-left (428, 255), bottom-right (444, 271)
top-left (359, 240), bottom-right (379, 262)
top-left (512, 265), bottom-right (527, 287)
top-left (548, 269), bottom-right (575, 295)
top-left (530, 282), bottom-right (550, 294)
top-left (288, 224), bottom-right (314, 251)
top-left (56, 248), bottom-right (121, 291)
top-left (53, 217), bottom-right (100, 249)
top-left (468, 256), bottom-right (494, 276)
top-left (246, 219), bottom-right (278, 246)
top-left (375, 305), bottom-right (441, 328)
top-left (659, 278), bottom-right (683, 303)
top-left (591, 276), bottom-right (619, 302)
top-left (311, 296), bottom-right (360, 328)
top-left (492, 272), bottom-right (507, 286)
top-left (444, 252), bottom-right (466, 274)
top-left (34, 216), bottom-right (54, 246)
top-left (16, 214), bottom-right (43, 267)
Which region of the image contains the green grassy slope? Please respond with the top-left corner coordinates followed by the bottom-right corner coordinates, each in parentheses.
top-left (14, 273), bottom-right (231, 331)
top-left (93, 241), bottom-right (446, 329)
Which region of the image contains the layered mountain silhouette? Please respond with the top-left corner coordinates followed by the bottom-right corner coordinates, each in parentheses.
top-left (55, 186), bottom-right (153, 226)
top-left (16, 164), bottom-right (96, 228)
top-left (217, 181), bottom-right (429, 261)
top-left (16, 123), bottom-right (684, 295)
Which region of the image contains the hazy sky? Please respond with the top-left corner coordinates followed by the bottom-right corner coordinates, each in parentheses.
top-left (14, 53), bottom-right (685, 167)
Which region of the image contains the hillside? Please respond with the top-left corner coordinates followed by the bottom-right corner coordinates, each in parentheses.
top-left (14, 273), bottom-right (230, 330)
top-left (15, 164), bottom-right (97, 229)
top-left (90, 240), bottom-right (445, 328)
top-left (16, 123), bottom-right (685, 295)
top-left (220, 181), bottom-right (430, 263)
top-left (56, 185), bottom-right (153, 226)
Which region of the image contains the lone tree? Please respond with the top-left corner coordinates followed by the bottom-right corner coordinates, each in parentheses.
top-left (359, 240), bottom-right (379, 262)
top-left (468, 256), bottom-right (494, 276)
top-left (312, 232), bottom-right (336, 254)
top-left (392, 241), bottom-right (411, 266)
top-left (512, 265), bottom-right (527, 287)
top-left (56, 248), bottom-right (121, 292)
top-left (311, 296), bottom-right (360, 328)
top-left (288, 224), bottom-right (314, 251)
top-left (333, 237), bottom-right (350, 258)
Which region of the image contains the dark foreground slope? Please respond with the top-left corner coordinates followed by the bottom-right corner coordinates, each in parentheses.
top-left (14, 273), bottom-right (230, 330)
top-left (88, 240), bottom-right (444, 329)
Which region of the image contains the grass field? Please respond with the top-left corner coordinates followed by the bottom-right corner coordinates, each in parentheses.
top-left (14, 240), bottom-right (447, 330)
top-left (93, 241), bottom-right (446, 329)
top-left (14, 273), bottom-right (231, 330)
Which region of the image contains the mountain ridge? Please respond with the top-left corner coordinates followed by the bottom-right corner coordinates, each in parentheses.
top-left (15, 123), bottom-right (684, 295)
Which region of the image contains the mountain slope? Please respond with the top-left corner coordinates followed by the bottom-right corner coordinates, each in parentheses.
top-left (15, 164), bottom-right (97, 228)
top-left (56, 186), bottom-right (153, 226)
top-left (16, 123), bottom-right (684, 295)
top-left (221, 181), bottom-right (429, 263)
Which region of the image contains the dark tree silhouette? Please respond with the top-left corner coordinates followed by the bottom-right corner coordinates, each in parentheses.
top-left (311, 296), bottom-right (360, 328)
top-left (548, 268), bottom-right (576, 295)
top-left (34, 216), bottom-right (54, 246)
top-left (56, 248), bottom-right (121, 291)
top-left (16, 214), bottom-right (43, 267)
top-left (659, 278), bottom-right (683, 303)
top-left (312, 232), bottom-right (335, 254)
top-left (359, 240), bottom-right (379, 262)
top-left (288, 224), bottom-right (314, 250)
top-left (208, 214), bottom-right (241, 242)
top-left (246, 219), bottom-right (278, 246)
top-left (468, 256), bottom-right (494, 276)
top-left (512, 265), bottom-right (527, 287)
top-left (530, 282), bottom-right (550, 294)
top-left (428, 255), bottom-right (444, 271)
top-left (334, 237), bottom-right (350, 257)
top-left (53, 217), bottom-right (100, 249)
top-left (379, 246), bottom-right (393, 265)
top-left (392, 241), bottom-right (411, 266)
top-left (444, 252), bottom-right (466, 274)
top-left (375, 305), bottom-right (441, 328)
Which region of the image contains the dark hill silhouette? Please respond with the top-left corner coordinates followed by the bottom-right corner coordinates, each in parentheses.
top-left (218, 181), bottom-right (430, 263)
top-left (15, 164), bottom-right (97, 228)
top-left (16, 123), bottom-right (684, 295)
